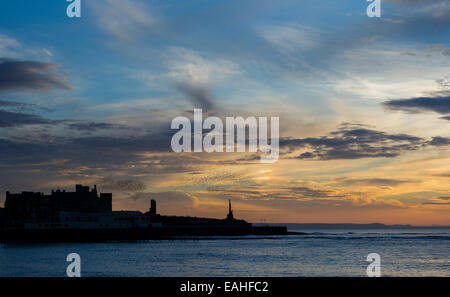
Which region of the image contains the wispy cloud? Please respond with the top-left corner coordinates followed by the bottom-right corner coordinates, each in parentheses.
top-left (90, 0), bottom-right (156, 40)
top-left (166, 47), bottom-right (240, 85)
top-left (100, 178), bottom-right (147, 192)
top-left (333, 178), bottom-right (415, 187)
top-left (0, 33), bottom-right (20, 57)
top-left (257, 24), bottom-right (323, 53)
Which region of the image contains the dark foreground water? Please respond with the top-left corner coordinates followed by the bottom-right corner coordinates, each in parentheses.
top-left (1, 228), bottom-right (449, 277)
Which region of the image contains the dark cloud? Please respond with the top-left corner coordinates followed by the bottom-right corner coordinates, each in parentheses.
top-left (422, 202), bottom-right (450, 205)
top-left (0, 109), bottom-right (59, 127)
top-left (333, 178), bottom-right (413, 187)
top-left (0, 130), bottom-right (173, 167)
top-left (280, 125), bottom-right (446, 160)
top-left (383, 96), bottom-right (450, 114)
top-left (175, 82), bottom-right (216, 112)
top-left (429, 136), bottom-right (450, 146)
top-left (422, 196), bottom-right (450, 205)
top-left (0, 58), bottom-right (71, 92)
top-left (0, 100), bottom-right (29, 109)
top-left (287, 187), bottom-right (342, 199)
top-left (0, 100), bottom-right (54, 112)
top-left (432, 172), bottom-right (450, 178)
top-left (441, 116), bottom-right (450, 121)
top-left (1, 120), bottom-right (448, 168)
top-left (65, 121), bottom-right (130, 132)
top-left (0, 109), bottom-right (131, 131)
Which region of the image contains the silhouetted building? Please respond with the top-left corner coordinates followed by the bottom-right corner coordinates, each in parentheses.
top-left (226, 200), bottom-right (234, 221)
top-left (149, 199), bottom-right (157, 216)
top-left (4, 184), bottom-right (111, 224)
top-left (0, 186), bottom-right (289, 241)
top-left (0, 207), bottom-right (4, 227)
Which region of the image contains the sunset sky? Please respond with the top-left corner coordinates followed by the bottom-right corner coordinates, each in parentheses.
top-left (0, 0), bottom-right (449, 225)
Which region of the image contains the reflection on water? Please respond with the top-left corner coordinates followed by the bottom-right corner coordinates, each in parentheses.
top-left (1, 228), bottom-right (449, 277)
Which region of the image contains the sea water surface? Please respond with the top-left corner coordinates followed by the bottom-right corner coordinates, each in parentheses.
top-left (1, 228), bottom-right (449, 277)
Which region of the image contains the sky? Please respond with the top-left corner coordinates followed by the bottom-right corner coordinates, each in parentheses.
top-left (0, 0), bottom-right (449, 225)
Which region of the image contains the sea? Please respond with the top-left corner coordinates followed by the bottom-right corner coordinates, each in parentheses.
top-left (1, 228), bottom-right (449, 277)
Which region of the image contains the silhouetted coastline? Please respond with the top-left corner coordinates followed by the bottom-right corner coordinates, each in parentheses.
top-left (0, 185), bottom-right (288, 242)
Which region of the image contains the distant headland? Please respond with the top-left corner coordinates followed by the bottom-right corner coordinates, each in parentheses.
top-left (277, 223), bottom-right (450, 229)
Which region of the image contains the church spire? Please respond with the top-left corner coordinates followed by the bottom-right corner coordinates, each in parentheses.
top-left (227, 200), bottom-right (234, 220)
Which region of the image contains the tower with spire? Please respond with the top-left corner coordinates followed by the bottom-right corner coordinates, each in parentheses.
top-left (226, 199), bottom-right (234, 221)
